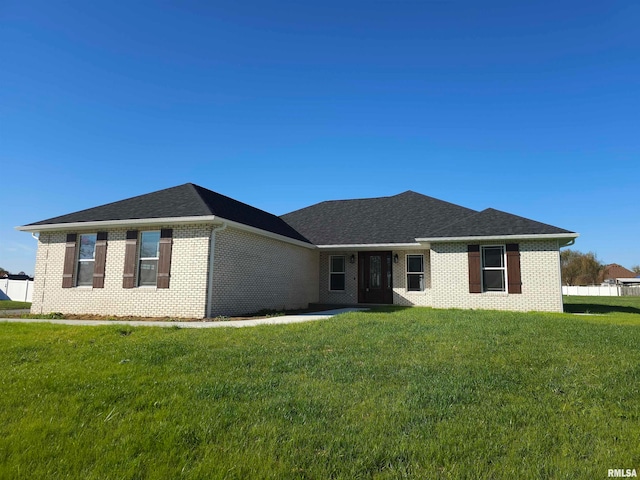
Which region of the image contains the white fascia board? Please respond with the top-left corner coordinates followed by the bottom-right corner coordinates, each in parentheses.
top-left (16, 215), bottom-right (316, 250)
top-left (415, 233), bottom-right (580, 247)
top-left (317, 243), bottom-right (424, 251)
top-left (16, 216), bottom-right (218, 232)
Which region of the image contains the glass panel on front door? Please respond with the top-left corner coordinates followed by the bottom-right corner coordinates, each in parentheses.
top-left (370, 256), bottom-right (381, 289)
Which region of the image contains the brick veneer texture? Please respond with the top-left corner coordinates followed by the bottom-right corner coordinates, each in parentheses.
top-left (31, 225), bottom-right (319, 318)
top-left (317, 240), bottom-right (562, 312)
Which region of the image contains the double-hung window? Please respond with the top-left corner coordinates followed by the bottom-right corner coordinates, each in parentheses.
top-left (139, 231), bottom-right (161, 286)
top-left (77, 234), bottom-right (97, 286)
top-left (481, 245), bottom-right (506, 292)
top-left (406, 254), bottom-right (425, 291)
top-left (329, 255), bottom-right (346, 291)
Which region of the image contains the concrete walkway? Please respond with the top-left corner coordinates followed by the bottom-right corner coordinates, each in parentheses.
top-left (0, 308), bottom-right (368, 329)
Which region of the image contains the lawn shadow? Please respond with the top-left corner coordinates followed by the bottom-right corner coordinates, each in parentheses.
top-left (563, 303), bottom-right (640, 315)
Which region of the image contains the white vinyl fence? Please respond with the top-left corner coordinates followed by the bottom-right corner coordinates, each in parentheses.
top-left (0, 278), bottom-right (34, 302)
top-left (562, 285), bottom-right (621, 296)
top-left (562, 285), bottom-right (640, 297)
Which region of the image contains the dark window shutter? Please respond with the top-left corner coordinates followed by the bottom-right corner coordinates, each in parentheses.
top-left (468, 244), bottom-right (481, 293)
top-left (506, 243), bottom-right (522, 294)
top-left (62, 233), bottom-right (78, 288)
top-left (157, 228), bottom-right (173, 289)
top-left (123, 230), bottom-right (138, 289)
top-left (92, 232), bottom-right (108, 288)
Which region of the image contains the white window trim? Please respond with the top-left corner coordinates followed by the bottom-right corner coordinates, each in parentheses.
top-left (137, 230), bottom-right (160, 287)
top-left (76, 233), bottom-right (97, 287)
top-left (329, 255), bottom-right (346, 292)
top-left (481, 245), bottom-right (508, 293)
top-left (406, 254), bottom-right (425, 292)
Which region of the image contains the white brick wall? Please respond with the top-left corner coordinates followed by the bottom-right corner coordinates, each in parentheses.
top-left (318, 250), bottom-right (433, 306)
top-left (30, 226), bottom-right (563, 317)
top-left (31, 225), bottom-right (211, 318)
top-left (318, 252), bottom-right (359, 304)
top-left (392, 250), bottom-right (432, 307)
top-left (31, 224), bottom-right (320, 318)
top-left (317, 242), bottom-right (562, 312)
top-left (209, 227), bottom-right (319, 316)
top-left (430, 240), bottom-right (563, 312)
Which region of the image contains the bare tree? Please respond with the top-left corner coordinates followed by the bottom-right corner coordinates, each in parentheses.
top-left (560, 250), bottom-right (604, 285)
top-left (632, 265), bottom-right (640, 276)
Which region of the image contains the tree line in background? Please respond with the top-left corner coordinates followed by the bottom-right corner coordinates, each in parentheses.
top-left (561, 250), bottom-right (640, 286)
top-left (0, 267), bottom-right (28, 277)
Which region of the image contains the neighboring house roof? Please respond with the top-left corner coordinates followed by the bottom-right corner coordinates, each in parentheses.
top-left (4, 274), bottom-right (34, 281)
top-left (601, 264), bottom-right (637, 280)
top-left (23, 183), bottom-right (311, 244)
top-left (281, 191), bottom-right (575, 245)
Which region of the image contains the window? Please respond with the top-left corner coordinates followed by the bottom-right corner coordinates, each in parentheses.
top-left (406, 254), bottom-right (424, 291)
top-left (481, 245), bottom-right (506, 292)
top-left (329, 255), bottom-right (346, 291)
top-left (124, 229), bottom-right (172, 289)
top-left (76, 234), bottom-right (97, 286)
top-left (138, 231), bottom-right (160, 286)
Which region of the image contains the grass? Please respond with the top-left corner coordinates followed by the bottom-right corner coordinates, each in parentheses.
top-left (1, 305), bottom-right (640, 479)
top-left (0, 300), bottom-right (31, 310)
top-left (564, 295), bottom-right (640, 315)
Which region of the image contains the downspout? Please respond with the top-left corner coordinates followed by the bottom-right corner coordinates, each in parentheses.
top-left (206, 222), bottom-right (227, 318)
top-left (557, 239), bottom-right (564, 311)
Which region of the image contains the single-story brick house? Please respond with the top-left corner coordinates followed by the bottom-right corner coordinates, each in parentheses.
top-left (18, 183), bottom-right (578, 317)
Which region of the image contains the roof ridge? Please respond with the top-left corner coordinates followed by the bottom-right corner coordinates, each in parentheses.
top-left (189, 183), bottom-right (217, 216)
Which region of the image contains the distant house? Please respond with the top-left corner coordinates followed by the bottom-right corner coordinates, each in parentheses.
top-left (601, 264), bottom-right (638, 284)
top-left (3, 273), bottom-right (34, 281)
top-left (18, 183), bottom-right (578, 317)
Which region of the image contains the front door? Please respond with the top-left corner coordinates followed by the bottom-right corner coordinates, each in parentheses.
top-left (358, 251), bottom-right (393, 304)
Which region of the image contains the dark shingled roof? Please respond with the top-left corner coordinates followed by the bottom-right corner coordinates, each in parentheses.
top-left (281, 191), bottom-right (574, 245)
top-left (27, 183), bottom-right (311, 244)
top-left (25, 185), bottom-right (575, 245)
top-left (280, 191), bottom-right (478, 245)
top-left (425, 208), bottom-right (575, 239)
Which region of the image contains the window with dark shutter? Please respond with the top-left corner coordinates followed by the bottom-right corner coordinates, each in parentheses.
top-left (506, 243), bottom-right (522, 294)
top-left (123, 230), bottom-right (138, 289)
top-left (468, 245), bottom-right (481, 293)
top-left (157, 228), bottom-right (173, 289)
top-left (92, 232), bottom-right (108, 288)
top-left (62, 233), bottom-right (78, 288)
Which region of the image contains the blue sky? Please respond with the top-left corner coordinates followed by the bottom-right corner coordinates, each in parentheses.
top-left (1, 0), bottom-right (638, 275)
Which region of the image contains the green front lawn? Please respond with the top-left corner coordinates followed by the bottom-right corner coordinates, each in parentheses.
top-left (0, 300), bottom-right (31, 310)
top-left (564, 294), bottom-right (640, 315)
top-left (1, 306), bottom-right (639, 479)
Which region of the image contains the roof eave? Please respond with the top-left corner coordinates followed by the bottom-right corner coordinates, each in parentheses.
top-left (317, 243), bottom-right (423, 251)
top-left (415, 232), bottom-right (580, 248)
top-left (16, 215), bottom-right (219, 232)
top-left (16, 214), bottom-right (316, 250)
